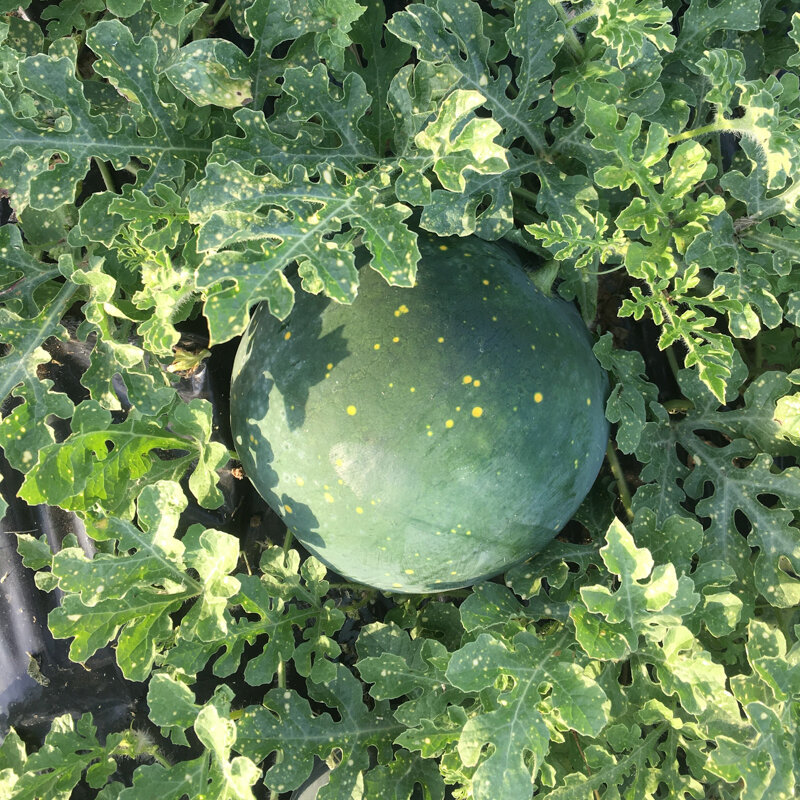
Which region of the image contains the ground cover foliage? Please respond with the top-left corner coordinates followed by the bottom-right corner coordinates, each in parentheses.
top-left (0, 0), bottom-right (799, 797)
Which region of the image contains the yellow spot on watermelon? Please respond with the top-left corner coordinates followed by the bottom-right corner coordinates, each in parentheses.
top-left (346, 405), bottom-right (357, 415)
top-left (472, 406), bottom-right (483, 418)
top-left (534, 392), bottom-right (543, 403)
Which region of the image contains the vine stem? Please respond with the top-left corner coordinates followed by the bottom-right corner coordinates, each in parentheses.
top-left (665, 344), bottom-right (681, 383)
top-left (511, 186), bottom-right (540, 206)
top-left (549, 1), bottom-right (585, 62)
top-left (94, 158), bottom-right (116, 193)
top-left (754, 335), bottom-right (763, 372)
top-left (150, 750), bottom-right (172, 769)
top-left (269, 617), bottom-right (289, 800)
top-left (606, 441), bottom-right (634, 521)
top-left (571, 730), bottom-right (602, 800)
top-left (211, 0), bottom-right (231, 27)
top-left (668, 119), bottom-right (735, 144)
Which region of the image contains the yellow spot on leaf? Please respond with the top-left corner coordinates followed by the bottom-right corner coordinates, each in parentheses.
top-left (445, 419), bottom-right (454, 428)
top-left (534, 392), bottom-right (543, 403)
top-left (284, 331), bottom-right (292, 340)
top-left (347, 405), bottom-right (357, 415)
top-left (472, 406), bottom-right (483, 418)
top-left (463, 375), bottom-right (472, 384)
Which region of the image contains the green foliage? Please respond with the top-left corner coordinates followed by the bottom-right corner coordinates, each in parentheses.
top-left (1, 1), bottom-right (799, 799)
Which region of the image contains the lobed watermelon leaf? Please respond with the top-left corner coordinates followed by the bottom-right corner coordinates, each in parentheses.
top-left (1, 1), bottom-right (800, 799)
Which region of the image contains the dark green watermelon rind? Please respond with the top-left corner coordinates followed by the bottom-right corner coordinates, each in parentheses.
top-left (231, 233), bottom-right (609, 593)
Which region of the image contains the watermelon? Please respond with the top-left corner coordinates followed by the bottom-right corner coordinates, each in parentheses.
top-left (230, 233), bottom-right (609, 593)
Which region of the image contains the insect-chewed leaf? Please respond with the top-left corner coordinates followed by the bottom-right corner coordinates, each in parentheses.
top-left (130, 676), bottom-right (259, 799)
top-left (164, 38), bottom-right (252, 108)
top-left (575, 517), bottom-right (700, 659)
top-left (593, 333), bottom-right (659, 453)
top-left (358, 623), bottom-right (461, 735)
top-left (673, 0), bottom-right (760, 61)
top-left (591, 0), bottom-right (676, 68)
top-left (0, 279), bottom-right (76, 473)
top-left (445, 629), bottom-right (609, 800)
top-left (237, 665), bottom-right (401, 797)
top-left (705, 701), bottom-right (797, 799)
top-left (0, 21), bottom-right (205, 214)
top-left (210, 63), bottom-right (377, 178)
top-left (0, 225), bottom-right (62, 318)
top-left (45, 482), bottom-right (203, 681)
top-left (18, 400), bottom-right (191, 517)
top-left (2, 713), bottom-right (121, 800)
top-left (641, 368), bottom-right (800, 606)
top-left (388, 0), bottom-right (560, 148)
top-left (190, 161), bottom-right (418, 338)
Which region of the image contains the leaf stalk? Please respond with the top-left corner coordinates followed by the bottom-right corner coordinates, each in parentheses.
top-left (606, 440), bottom-right (634, 521)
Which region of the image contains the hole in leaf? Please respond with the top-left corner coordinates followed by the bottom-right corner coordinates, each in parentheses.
top-left (733, 509), bottom-right (751, 537)
top-left (756, 492), bottom-right (779, 509)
